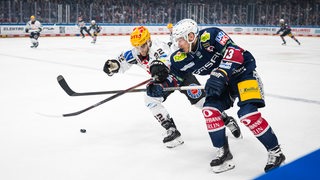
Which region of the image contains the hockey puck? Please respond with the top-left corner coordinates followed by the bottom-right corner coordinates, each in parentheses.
top-left (80, 129), bottom-right (86, 133)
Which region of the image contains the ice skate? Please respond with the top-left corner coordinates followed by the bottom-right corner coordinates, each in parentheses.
top-left (281, 42), bottom-right (286, 45)
top-left (91, 37), bottom-right (96, 44)
top-left (163, 127), bottom-right (184, 148)
top-left (264, 145), bottom-right (286, 172)
top-left (223, 115), bottom-right (242, 138)
top-left (210, 137), bottom-right (235, 173)
top-left (30, 42), bottom-right (38, 48)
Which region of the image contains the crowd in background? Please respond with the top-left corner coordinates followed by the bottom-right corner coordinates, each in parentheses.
top-left (0, 0), bottom-right (319, 26)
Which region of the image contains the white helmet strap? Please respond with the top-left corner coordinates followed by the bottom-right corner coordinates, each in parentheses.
top-left (186, 33), bottom-right (196, 52)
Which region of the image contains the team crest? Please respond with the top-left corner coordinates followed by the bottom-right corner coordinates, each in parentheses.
top-left (187, 84), bottom-right (203, 99)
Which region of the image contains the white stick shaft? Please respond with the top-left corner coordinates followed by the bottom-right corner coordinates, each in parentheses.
top-left (164, 85), bottom-right (204, 91)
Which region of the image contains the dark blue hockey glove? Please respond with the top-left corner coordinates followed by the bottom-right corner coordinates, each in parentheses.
top-left (205, 69), bottom-right (228, 97)
top-left (25, 28), bottom-right (29, 33)
top-left (146, 81), bottom-right (169, 97)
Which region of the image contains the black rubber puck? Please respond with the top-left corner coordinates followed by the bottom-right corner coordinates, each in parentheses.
top-left (80, 129), bottom-right (86, 133)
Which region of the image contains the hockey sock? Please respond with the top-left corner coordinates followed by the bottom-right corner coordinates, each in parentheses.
top-left (202, 107), bottom-right (226, 147)
top-left (240, 111), bottom-right (279, 150)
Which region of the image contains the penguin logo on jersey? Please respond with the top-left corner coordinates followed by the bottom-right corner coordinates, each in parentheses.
top-left (186, 84), bottom-right (203, 99)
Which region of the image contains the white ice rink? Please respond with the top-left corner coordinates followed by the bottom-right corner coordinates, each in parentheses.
top-left (0, 34), bottom-right (320, 180)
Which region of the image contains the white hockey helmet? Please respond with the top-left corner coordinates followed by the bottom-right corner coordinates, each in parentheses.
top-left (91, 20), bottom-right (96, 24)
top-left (279, 19), bottom-right (285, 24)
top-left (172, 19), bottom-right (199, 42)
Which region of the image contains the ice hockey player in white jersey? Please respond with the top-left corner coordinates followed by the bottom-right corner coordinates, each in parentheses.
top-left (25, 15), bottom-right (42, 48)
top-left (103, 26), bottom-right (241, 148)
top-left (77, 15), bottom-right (92, 38)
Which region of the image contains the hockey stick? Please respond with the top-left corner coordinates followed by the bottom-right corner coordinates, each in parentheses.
top-left (57, 75), bottom-right (204, 96)
top-left (57, 75), bottom-right (146, 96)
top-left (62, 78), bottom-right (152, 117)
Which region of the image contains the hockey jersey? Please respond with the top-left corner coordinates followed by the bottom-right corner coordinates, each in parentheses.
top-left (25, 20), bottom-right (42, 33)
top-left (116, 38), bottom-right (172, 74)
top-left (170, 27), bottom-right (257, 80)
top-left (78, 19), bottom-right (86, 28)
top-left (88, 23), bottom-right (101, 33)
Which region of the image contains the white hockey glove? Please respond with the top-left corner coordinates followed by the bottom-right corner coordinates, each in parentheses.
top-left (103, 59), bottom-right (120, 76)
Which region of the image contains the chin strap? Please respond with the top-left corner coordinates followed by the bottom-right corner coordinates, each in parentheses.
top-left (187, 36), bottom-right (197, 52)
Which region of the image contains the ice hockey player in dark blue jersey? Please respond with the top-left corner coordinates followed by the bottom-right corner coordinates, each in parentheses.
top-left (276, 19), bottom-right (301, 45)
top-left (103, 26), bottom-right (242, 148)
top-left (149, 19), bottom-right (286, 173)
top-left (88, 20), bottom-right (101, 44)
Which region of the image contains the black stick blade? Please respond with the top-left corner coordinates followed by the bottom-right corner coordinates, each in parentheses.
top-left (57, 75), bottom-right (76, 96)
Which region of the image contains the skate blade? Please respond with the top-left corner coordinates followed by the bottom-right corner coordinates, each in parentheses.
top-left (164, 137), bottom-right (184, 148)
top-left (230, 131), bottom-right (243, 139)
top-left (235, 134), bottom-right (243, 139)
top-left (211, 159), bottom-right (235, 173)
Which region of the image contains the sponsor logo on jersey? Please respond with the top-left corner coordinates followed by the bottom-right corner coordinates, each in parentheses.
top-left (173, 51), bottom-right (187, 62)
top-left (196, 51), bottom-right (203, 59)
top-left (181, 62), bottom-right (195, 71)
top-left (193, 53), bottom-right (220, 74)
top-left (202, 42), bottom-right (210, 48)
top-left (186, 84), bottom-right (203, 99)
top-left (219, 61), bottom-right (232, 69)
top-left (232, 66), bottom-right (246, 76)
top-left (206, 46), bottom-right (215, 52)
top-left (200, 31), bottom-right (210, 42)
top-left (215, 31), bottom-right (230, 46)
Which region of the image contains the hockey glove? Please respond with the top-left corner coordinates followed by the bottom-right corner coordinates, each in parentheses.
top-left (149, 60), bottom-right (169, 83)
top-left (25, 28), bottom-right (29, 33)
top-left (146, 81), bottom-right (169, 97)
top-left (103, 59), bottom-right (120, 76)
top-left (205, 69), bottom-right (228, 97)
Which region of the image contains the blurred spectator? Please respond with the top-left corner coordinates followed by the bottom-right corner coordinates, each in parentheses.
top-left (0, 0), bottom-right (319, 26)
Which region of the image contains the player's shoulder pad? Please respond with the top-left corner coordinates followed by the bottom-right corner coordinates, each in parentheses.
top-left (172, 50), bottom-right (188, 62)
top-left (121, 50), bottom-right (135, 62)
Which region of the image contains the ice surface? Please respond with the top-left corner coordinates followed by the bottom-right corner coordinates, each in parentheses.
top-left (0, 34), bottom-right (319, 180)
